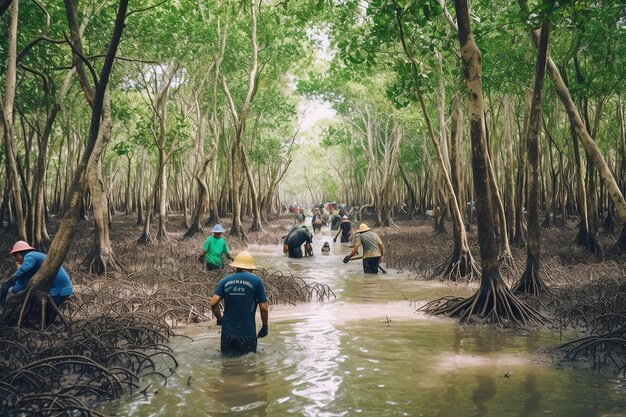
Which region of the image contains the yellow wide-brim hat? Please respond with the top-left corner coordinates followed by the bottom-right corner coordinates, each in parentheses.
top-left (357, 223), bottom-right (371, 233)
top-left (230, 250), bottom-right (256, 270)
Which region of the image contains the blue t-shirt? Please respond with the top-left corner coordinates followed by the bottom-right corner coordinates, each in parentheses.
top-left (12, 251), bottom-right (73, 297)
top-left (214, 271), bottom-right (268, 339)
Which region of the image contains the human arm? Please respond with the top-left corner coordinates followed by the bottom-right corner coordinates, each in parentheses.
top-left (209, 294), bottom-right (223, 324)
top-left (344, 241), bottom-right (360, 264)
top-left (333, 228), bottom-right (340, 242)
top-left (257, 302), bottom-right (269, 338)
top-left (223, 243), bottom-right (234, 261)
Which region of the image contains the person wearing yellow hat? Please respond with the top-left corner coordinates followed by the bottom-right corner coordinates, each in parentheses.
top-left (209, 251), bottom-right (269, 356)
top-left (343, 223), bottom-right (385, 273)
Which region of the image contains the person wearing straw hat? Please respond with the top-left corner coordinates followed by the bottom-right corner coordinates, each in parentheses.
top-left (343, 223), bottom-right (385, 274)
top-left (0, 240), bottom-right (73, 326)
top-left (209, 251), bottom-right (269, 356)
top-left (201, 224), bottom-right (234, 271)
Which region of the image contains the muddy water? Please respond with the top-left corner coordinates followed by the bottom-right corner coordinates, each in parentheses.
top-left (104, 229), bottom-right (626, 417)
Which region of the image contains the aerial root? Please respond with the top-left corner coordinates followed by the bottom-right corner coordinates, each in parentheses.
top-left (550, 279), bottom-right (626, 375)
top-left (431, 247), bottom-right (481, 284)
top-left (422, 280), bottom-right (546, 327)
top-left (512, 266), bottom-right (550, 296)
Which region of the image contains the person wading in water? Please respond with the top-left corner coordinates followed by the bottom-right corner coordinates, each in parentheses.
top-left (200, 224), bottom-right (234, 271)
top-left (283, 224), bottom-right (313, 258)
top-left (334, 215), bottom-right (352, 243)
top-left (209, 251), bottom-right (269, 356)
top-left (343, 223), bottom-right (385, 274)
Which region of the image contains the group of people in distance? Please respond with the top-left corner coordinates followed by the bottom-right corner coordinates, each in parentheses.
top-left (283, 206), bottom-right (386, 275)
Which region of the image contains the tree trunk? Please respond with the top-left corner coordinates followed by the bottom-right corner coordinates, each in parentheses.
top-left (513, 19), bottom-right (550, 295)
top-left (395, 9), bottom-right (479, 281)
top-left (503, 95), bottom-right (516, 241)
top-left (431, 0), bottom-right (543, 325)
top-left (15, 0), bottom-right (128, 327)
top-left (519, 0), bottom-right (626, 247)
top-left (136, 151), bottom-right (146, 225)
top-left (84, 97), bottom-right (120, 274)
top-left (184, 158), bottom-right (211, 238)
top-left (0, 0), bottom-right (27, 240)
top-left (32, 104), bottom-right (60, 249)
top-left (156, 149), bottom-right (169, 241)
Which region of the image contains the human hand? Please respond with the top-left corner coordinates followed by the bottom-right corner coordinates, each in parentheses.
top-left (343, 256), bottom-right (350, 264)
top-left (257, 325), bottom-right (268, 338)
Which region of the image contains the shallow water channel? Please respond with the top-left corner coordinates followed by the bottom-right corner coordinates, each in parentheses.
top-left (104, 229), bottom-right (626, 417)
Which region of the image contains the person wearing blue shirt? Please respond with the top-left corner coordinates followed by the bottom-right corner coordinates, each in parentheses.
top-left (1, 241), bottom-right (74, 327)
top-left (209, 251), bottom-right (269, 356)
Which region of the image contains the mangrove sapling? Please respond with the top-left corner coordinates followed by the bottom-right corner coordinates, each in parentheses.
top-left (65, 1), bottom-right (122, 275)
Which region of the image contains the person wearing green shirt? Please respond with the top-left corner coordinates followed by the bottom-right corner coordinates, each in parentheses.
top-left (201, 224), bottom-right (233, 270)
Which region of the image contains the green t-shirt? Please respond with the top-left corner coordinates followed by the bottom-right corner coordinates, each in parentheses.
top-left (203, 236), bottom-right (230, 267)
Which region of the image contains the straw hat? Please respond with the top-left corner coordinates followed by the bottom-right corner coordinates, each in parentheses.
top-left (230, 250), bottom-right (256, 270)
top-left (357, 223), bottom-right (371, 233)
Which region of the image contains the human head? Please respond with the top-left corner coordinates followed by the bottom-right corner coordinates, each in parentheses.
top-left (357, 223), bottom-right (371, 233)
top-left (230, 250), bottom-right (256, 271)
top-left (9, 240), bottom-right (35, 263)
top-left (212, 224), bottom-right (225, 236)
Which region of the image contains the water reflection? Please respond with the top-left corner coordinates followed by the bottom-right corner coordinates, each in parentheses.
top-left (206, 357), bottom-right (268, 416)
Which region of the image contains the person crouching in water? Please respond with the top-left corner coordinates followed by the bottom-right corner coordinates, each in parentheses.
top-left (343, 223), bottom-right (385, 273)
top-left (0, 241), bottom-right (73, 327)
top-left (201, 224), bottom-right (234, 271)
top-left (209, 251), bottom-right (269, 356)
top-left (283, 224), bottom-right (313, 258)
top-left (334, 215), bottom-right (351, 243)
